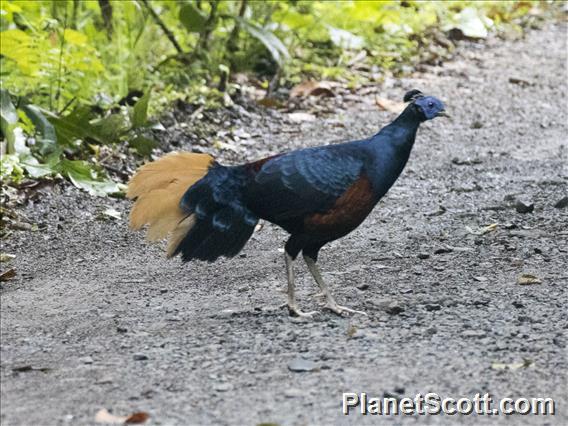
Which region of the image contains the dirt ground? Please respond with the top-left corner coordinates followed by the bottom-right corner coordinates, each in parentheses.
top-left (1, 22), bottom-right (567, 426)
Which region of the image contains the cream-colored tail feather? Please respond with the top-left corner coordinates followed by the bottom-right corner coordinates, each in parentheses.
top-left (127, 152), bottom-right (213, 247)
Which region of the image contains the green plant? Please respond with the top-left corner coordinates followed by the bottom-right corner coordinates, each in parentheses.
top-left (0, 88), bottom-right (157, 195)
top-left (0, 0), bottom-right (551, 196)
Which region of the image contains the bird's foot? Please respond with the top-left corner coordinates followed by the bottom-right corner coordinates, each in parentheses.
top-left (324, 301), bottom-right (367, 317)
top-left (287, 304), bottom-right (319, 318)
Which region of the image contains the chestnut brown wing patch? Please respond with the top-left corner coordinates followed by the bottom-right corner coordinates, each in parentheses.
top-left (304, 175), bottom-right (376, 238)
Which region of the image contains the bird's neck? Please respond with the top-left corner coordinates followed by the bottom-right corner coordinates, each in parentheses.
top-left (393, 103), bottom-right (424, 125)
top-left (378, 106), bottom-right (422, 153)
top-left (366, 106), bottom-right (423, 198)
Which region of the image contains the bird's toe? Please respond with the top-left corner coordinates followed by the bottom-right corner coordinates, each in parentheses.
top-left (324, 302), bottom-right (367, 317)
top-left (287, 304), bottom-right (320, 319)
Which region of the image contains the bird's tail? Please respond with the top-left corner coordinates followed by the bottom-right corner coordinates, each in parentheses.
top-left (127, 152), bottom-right (258, 262)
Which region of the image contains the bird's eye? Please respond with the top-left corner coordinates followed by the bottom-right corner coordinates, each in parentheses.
top-left (428, 101), bottom-right (434, 107)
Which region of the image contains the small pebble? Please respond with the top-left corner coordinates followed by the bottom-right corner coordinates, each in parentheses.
top-left (95, 377), bottom-right (114, 385)
top-left (215, 383), bottom-right (234, 392)
top-left (79, 356), bottom-right (93, 364)
top-left (288, 358), bottom-right (319, 373)
top-left (133, 353), bottom-right (148, 361)
top-left (386, 302), bottom-right (405, 315)
top-left (425, 303), bottom-right (442, 312)
top-left (462, 330), bottom-right (487, 338)
top-left (434, 247), bottom-right (452, 255)
top-left (425, 326), bottom-right (438, 335)
top-left (515, 200), bottom-right (534, 214)
top-left (218, 309), bottom-right (236, 318)
top-left (554, 196), bottom-right (568, 209)
top-left (284, 388), bottom-right (305, 398)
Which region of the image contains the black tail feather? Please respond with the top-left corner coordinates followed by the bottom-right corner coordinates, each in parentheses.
top-left (177, 215), bottom-right (256, 262)
top-left (172, 165), bottom-right (258, 262)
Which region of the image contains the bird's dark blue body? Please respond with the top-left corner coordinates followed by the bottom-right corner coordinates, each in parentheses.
top-left (175, 92), bottom-right (445, 262)
top-left (129, 90), bottom-right (445, 316)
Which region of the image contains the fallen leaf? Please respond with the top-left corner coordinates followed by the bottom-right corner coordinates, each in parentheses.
top-left (452, 157), bottom-right (483, 166)
top-left (102, 208), bottom-right (121, 220)
top-left (445, 7), bottom-right (491, 39)
top-left (491, 362), bottom-right (524, 370)
top-left (125, 413), bottom-right (150, 424)
top-left (375, 96), bottom-right (405, 113)
top-left (12, 365), bottom-right (52, 373)
top-left (0, 268), bottom-right (16, 281)
top-left (517, 273), bottom-right (542, 285)
top-left (0, 253), bottom-right (16, 263)
top-left (11, 221), bottom-right (34, 231)
top-left (480, 223), bottom-right (498, 234)
top-left (256, 98), bottom-right (283, 108)
top-left (95, 409), bottom-right (149, 425)
top-left (491, 359), bottom-right (533, 370)
top-left (12, 365), bottom-right (33, 372)
top-left (508, 77), bottom-right (533, 87)
top-left (287, 112), bottom-right (316, 123)
top-left (290, 80), bottom-right (335, 98)
top-left (466, 223), bottom-right (498, 235)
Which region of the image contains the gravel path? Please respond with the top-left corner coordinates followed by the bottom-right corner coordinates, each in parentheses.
top-left (1, 23), bottom-right (567, 426)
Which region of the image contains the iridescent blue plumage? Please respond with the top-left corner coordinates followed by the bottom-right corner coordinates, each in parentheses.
top-left (176, 89), bottom-right (445, 263)
top-left (172, 89), bottom-right (446, 315)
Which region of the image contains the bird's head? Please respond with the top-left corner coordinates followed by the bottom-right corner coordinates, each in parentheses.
top-left (403, 89), bottom-right (448, 121)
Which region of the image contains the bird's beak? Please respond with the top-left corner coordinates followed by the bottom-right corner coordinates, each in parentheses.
top-left (436, 110), bottom-right (450, 118)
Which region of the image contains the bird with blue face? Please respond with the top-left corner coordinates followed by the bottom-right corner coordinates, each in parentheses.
top-left (127, 89), bottom-right (447, 317)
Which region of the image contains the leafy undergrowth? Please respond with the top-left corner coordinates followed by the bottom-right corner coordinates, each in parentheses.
top-left (0, 0), bottom-right (561, 205)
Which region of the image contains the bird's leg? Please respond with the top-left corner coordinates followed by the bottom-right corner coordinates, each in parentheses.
top-left (285, 253), bottom-right (318, 318)
top-left (303, 255), bottom-right (367, 316)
